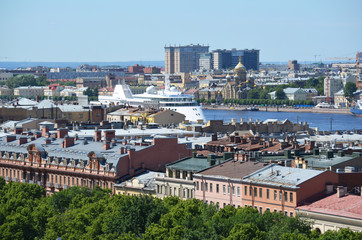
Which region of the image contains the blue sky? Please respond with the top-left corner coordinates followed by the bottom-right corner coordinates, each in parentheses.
top-left (0, 0), bottom-right (361, 62)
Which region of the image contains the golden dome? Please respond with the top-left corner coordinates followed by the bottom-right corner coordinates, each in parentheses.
top-left (234, 57), bottom-right (246, 71)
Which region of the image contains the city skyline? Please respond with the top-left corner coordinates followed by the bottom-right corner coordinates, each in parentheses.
top-left (0, 0), bottom-right (361, 62)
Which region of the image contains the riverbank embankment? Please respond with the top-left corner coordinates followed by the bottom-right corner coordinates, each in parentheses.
top-left (203, 105), bottom-right (351, 115)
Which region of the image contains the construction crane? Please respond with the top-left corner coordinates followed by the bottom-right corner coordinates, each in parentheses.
top-left (313, 54), bottom-right (321, 62)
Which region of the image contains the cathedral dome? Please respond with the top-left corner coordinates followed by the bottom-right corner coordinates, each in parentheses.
top-left (234, 61), bottom-right (246, 71)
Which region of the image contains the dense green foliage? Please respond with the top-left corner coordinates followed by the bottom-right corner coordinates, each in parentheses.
top-left (344, 82), bottom-right (357, 104)
top-left (223, 98), bottom-right (314, 106)
top-left (0, 178), bottom-right (361, 240)
top-left (83, 87), bottom-right (99, 101)
top-left (5, 75), bottom-right (48, 89)
top-left (304, 77), bottom-right (325, 95)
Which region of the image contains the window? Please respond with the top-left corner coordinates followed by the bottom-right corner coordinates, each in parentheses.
top-left (210, 183), bottom-right (213, 192)
top-left (169, 187), bottom-right (172, 195)
top-left (249, 186), bottom-right (252, 196)
top-left (284, 211), bottom-right (288, 216)
top-left (205, 182), bottom-right (208, 191)
top-left (274, 190), bottom-right (277, 200)
top-left (216, 184), bottom-right (219, 193)
top-left (284, 192), bottom-right (288, 202)
top-left (259, 188), bottom-right (263, 198)
top-left (244, 186), bottom-right (248, 196)
top-left (266, 208), bottom-right (270, 212)
top-left (196, 181), bottom-right (199, 190)
top-left (290, 192), bottom-right (293, 202)
top-left (228, 186), bottom-right (230, 195)
top-left (232, 186), bottom-right (235, 196)
top-left (254, 187), bottom-right (257, 197)
top-left (279, 191), bottom-right (282, 201)
top-left (237, 187), bottom-right (240, 197)
top-left (290, 212), bottom-right (294, 217)
top-left (223, 203), bottom-right (226, 208)
top-left (259, 207), bottom-right (263, 214)
top-left (223, 185), bottom-right (226, 195)
top-left (274, 209), bottom-right (277, 213)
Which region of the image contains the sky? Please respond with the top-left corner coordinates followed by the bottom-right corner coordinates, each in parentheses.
top-left (0, 0), bottom-right (361, 63)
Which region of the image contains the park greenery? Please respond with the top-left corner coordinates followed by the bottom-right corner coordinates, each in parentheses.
top-left (5, 75), bottom-right (48, 89)
top-left (344, 82), bottom-right (357, 104)
top-left (4, 75), bottom-right (76, 89)
top-left (83, 87), bottom-right (99, 101)
top-left (0, 178), bottom-right (360, 240)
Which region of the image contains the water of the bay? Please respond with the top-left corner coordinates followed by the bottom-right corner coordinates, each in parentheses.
top-left (204, 109), bottom-right (362, 131)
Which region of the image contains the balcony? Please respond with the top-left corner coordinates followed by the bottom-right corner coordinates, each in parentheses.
top-left (46, 182), bottom-right (53, 188)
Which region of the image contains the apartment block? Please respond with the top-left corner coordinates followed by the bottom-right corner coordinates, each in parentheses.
top-left (0, 128), bottom-right (191, 195)
top-left (165, 44), bottom-right (209, 74)
top-left (194, 160), bottom-right (268, 209)
top-left (241, 165), bottom-right (338, 217)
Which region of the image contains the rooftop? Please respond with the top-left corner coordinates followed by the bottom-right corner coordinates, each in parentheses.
top-left (242, 164), bottom-right (325, 188)
top-left (166, 155), bottom-right (230, 172)
top-left (195, 160), bottom-right (269, 180)
top-left (297, 193), bottom-right (362, 220)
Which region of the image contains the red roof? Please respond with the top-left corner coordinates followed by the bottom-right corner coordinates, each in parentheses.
top-left (297, 193), bottom-right (362, 220)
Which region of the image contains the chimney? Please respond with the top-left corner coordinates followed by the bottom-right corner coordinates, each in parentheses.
top-left (95, 130), bottom-right (102, 142)
top-left (42, 127), bottom-right (49, 137)
top-left (6, 135), bottom-right (16, 142)
top-left (18, 137), bottom-right (27, 145)
top-left (57, 128), bottom-right (68, 138)
top-left (103, 140), bottom-right (111, 150)
top-left (230, 135), bottom-right (235, 142)
top-left (111, 138), bottom-right (117, 146)
top-left (45, 138), bottom-right (51, 144)
top-left (337, 186), bottom-right (345, 198)
top-left (211, 134), bottom-right (217, 141)
top-left (62, 137), bottom-right (74, 148)
top-left (235, 136), bottom-right (241, 143)
top-left (103, 130), bottom-right (115, 141)
top-left (14, 127), bottom-right (23, 135)
top-left (34, 132), bottom-right (41, 139)
top-left (120, 147), bottom-right (126, 154)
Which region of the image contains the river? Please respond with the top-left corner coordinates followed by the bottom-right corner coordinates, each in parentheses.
top-left (204, 109), bottom-right (362, 131)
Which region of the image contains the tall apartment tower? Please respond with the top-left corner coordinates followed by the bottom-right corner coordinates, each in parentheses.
top-left (231, 49), bottom-right (260, 71)
top-left (212, 49), bottom-right (232, 70)
top-left (165, 44), bottom-right (209, 74)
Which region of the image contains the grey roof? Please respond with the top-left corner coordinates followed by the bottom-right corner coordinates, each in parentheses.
top-left (284, 88), bottom-right (304, 94)
top-left (242, 164), bottom-right (324, 189)
top-left (115, 170), bottom-right (164, 191)
top-left (166, 156), bottom-right (229, 172)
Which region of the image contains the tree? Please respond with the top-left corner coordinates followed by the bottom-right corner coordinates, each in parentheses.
top-left (275, 88), bottom-right (286, 100)
top-left (247, 89), bottom-right (260, 99)
top-left (344, 82), bottom-right (357, 105)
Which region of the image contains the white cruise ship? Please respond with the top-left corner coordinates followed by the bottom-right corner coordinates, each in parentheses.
top-left (98, 76), bottom-right (206, 123)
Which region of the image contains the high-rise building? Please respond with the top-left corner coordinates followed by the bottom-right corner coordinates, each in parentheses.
top-left (212, 49), bottom-right (232, 70)
top-left (231, 49), bottom-right (260, 71)
top-left (199, 53), bottom-right (213, 71)
top-left (288, 60), bottom-right (300, 71)
top-left (165, 44), bottom-right (209, 74)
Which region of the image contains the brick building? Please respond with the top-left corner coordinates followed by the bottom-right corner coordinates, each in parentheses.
top-left (0, 127), bottom-right (191, 195)
top-left (241, 165), bottom-right (338, 217)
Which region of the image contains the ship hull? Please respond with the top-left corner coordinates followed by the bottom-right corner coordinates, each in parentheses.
top-left (350, 108), bottom-right (362, 116)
